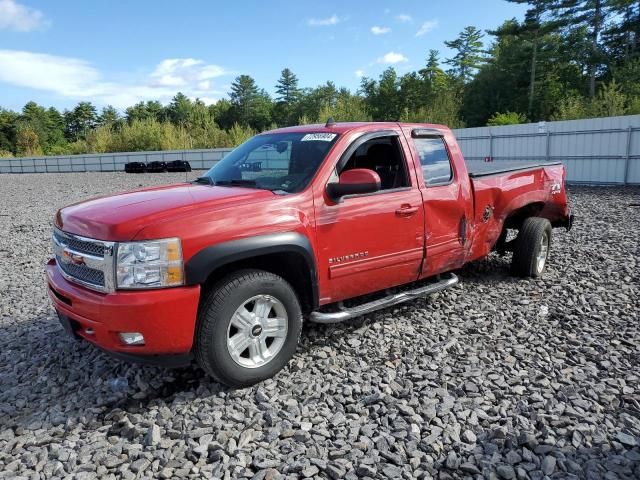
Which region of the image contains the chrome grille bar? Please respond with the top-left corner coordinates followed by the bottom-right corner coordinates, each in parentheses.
top-left (52, 228), bottom-right (115, 292)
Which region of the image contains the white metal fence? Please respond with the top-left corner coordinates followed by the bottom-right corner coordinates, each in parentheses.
top-left (2, 115), bottom-right (639, 184)
top-left (0, 148), bottom-right (233, 174)
top-left (453, 114), bottom-right (640, 185)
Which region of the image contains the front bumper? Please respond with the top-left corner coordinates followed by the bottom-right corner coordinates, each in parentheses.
top-left (46, 259), bottom-right (200, 362)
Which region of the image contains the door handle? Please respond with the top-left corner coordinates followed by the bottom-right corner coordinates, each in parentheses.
top-left (395, 205), bottom-right (419, 216)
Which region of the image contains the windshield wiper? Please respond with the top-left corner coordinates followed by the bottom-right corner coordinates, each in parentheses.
top-left (214, 179), bottom-right (259, 187)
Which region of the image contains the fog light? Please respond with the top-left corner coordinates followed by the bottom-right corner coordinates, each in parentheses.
top-left (119, 332), bottom-right (145, 345)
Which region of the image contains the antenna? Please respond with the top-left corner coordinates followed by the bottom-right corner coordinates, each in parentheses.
top-left (325, 117), bottom-right (336, 128)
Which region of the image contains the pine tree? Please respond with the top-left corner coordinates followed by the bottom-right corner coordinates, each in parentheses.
top-left (274, 68), bottom-right (300, 126)
top-left (229, 75), bottom-right (259, 126)
top-left (98, 105), bottom-right (120, 126)
top-left (166, 93), bottom-right (193, 125)
top-left (500, 1), bottom-right (563, 115)
top-left (64, 102), bottom-right (97, 140)
top-left (275, 68), bottom-right (300, 104)
top-left (229, 75), bottom-right (273, 130)
top-left (444, 26), bottom-right (486, 82)
top-left (603, 0), bottom-right (640, 63)
top-left (554, 0), bottom-right (613, 97)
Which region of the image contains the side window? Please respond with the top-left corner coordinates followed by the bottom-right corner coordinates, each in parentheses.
top-left (414, 137), bottom-right (453, 186)
top-left (340, 136), bottom-right (410, 190)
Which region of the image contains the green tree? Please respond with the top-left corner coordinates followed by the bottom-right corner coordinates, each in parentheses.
top-left (45, 107), bottom-right (67, 150)
top-left (419, 50), bottom-right (449, 91)
top-left (589, 79), bottom-right (628, 115)
top-left (16, 126), bottom-right (43, 156)
top-left (125, 101), bottom-right (165, 123)
top-left (316, 94), bottom-right (370, 122)
top-left (64, 102), bottom-right (97, 140)
top-left (165, 92), bottom-right (193, 125)
top-left (603, 0), bottom-right (640, 63)
top-left (500, 1), bottom-right (564, 115)
top-left (274, 68), bottom-right (300, 126)
top-left (229, 75), bottom-right (259, 125)
top-left (0, 108), bottom-right (19, 153)
top-left (275, 68), bottom-right (300, 104)
top-left (612, 57), bottom-right (640, 97)
top-left (228, 75), bottom-right (274, 130)
top-left (360, 68), bottom-right (402, 120)
top-left (444, 26), bottom-right (486, 82)
top-left (210, 99), bottom-right (234, 130)
top-left (555, 0), bottom-right (613, 97)
top-left (98, 105), bottom-right (121, 127)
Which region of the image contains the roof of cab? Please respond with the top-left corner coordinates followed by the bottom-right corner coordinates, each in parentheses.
top-left (263, 121), bottom-right (449, 136)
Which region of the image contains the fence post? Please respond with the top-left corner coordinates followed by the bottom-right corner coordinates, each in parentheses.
top-left (489, 130), bottom-right (493, 160)
top-left (623, 126), bottom-right (632, 186)
top-left (546, 131), bottom-right (551, 162)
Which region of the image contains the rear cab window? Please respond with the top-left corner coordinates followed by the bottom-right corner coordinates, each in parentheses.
top-left (413, 137), bottom-right (453, 186)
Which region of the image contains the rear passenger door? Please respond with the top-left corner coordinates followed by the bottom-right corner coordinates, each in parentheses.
top-left (405, 129), bottom-right (467, 276)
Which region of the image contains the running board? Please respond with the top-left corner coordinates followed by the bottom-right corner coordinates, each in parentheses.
top-left (309, 273), bottom-right (459, 324)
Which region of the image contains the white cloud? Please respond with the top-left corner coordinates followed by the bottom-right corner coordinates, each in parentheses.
top-left (0, 0), bottom-right (49, 32)
top-left (377, 51), bottom-right (408, 65)
top-left (395, 14), bottom-right (412, 23)
top-left (355, 69), bottom-right (365, 78)
top-left (0, 49), bottom-right (230, 108)
top-left (150, 58), bottom-right (226, 87)
top-left (371, 26), bottom-right (391, 35)
top-left (308, 14), bottom-right (340, 26)
top-left (415, 19), bottom-right (438, 37)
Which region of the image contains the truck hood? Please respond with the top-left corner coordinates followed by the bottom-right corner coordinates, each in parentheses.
top-left (55, 183), bottom-right (275, 241)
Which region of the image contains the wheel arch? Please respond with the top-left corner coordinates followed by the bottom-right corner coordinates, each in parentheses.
top-left (503, 201), bottom-right (547, 230)
top-left (185, 232), bottom-right (318, 312)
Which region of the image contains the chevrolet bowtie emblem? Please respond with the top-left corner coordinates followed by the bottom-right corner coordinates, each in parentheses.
top-left (62, 249), bottom-right (86, 266)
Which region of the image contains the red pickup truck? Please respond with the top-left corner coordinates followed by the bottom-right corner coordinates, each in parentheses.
top-left (47, 121), bottom-right (573, 387)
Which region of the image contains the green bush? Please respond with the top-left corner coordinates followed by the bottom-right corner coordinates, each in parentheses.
top-left (487, 111), bottom-right (527, 126)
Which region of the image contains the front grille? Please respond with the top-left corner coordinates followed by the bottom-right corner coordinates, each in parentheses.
top-left (53, 229), bottom-right (115, 292)
top-left (53, 230), bottom-right (105, 257)
top-left (57, 257), bottom-right (105, 287)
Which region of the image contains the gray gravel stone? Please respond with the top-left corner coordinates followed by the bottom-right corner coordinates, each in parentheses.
top-left (144, 424), bottom-right (161, 446)
top-left (497, 464), bottom-right (516, 479)
top-left (0, 175), bottom-right (638, 479)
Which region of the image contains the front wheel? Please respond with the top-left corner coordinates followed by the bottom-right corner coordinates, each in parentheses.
top-left (194, 269), bottom-right (302, 387)
top-left (512, 217), bottom-right (552, 277)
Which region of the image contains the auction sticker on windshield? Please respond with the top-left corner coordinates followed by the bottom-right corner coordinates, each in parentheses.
top-left (301, 133), bottom-right (337, 142)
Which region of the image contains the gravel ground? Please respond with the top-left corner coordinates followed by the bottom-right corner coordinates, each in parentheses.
top-left (0, 172), bottom-right (638, 480)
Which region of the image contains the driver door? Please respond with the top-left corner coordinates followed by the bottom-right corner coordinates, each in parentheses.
top-left (314, 130), bottom-right (425, 303)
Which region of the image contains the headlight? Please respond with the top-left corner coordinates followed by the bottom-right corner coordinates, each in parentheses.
top-left (116, 238), bottom-right (184, 289)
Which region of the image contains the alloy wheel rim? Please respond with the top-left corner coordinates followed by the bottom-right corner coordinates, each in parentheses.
top-left (536, 232), bottom-right (549, 273)
top-left (226, 294), bottom-right (288, 369)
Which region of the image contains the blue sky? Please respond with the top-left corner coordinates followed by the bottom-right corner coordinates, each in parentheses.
top-left (0, 0), bottom-right (527, 111)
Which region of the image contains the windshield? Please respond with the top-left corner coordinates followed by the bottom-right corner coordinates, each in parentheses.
top-left (201, 132), bottom-right (339, 193)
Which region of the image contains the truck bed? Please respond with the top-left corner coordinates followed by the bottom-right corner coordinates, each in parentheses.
top-left (467, 161), bottom-right (562, 178)
top-left (466, 161), bottom-right (568, 263)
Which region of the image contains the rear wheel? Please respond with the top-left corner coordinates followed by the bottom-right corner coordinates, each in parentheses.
top-left (194, 269), bottom-right (302, 387)
top-left (512, 217), bottom-right (552, 277)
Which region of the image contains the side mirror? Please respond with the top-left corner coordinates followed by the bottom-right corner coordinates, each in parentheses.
top-left (326, 168), bottom-right (381, 202)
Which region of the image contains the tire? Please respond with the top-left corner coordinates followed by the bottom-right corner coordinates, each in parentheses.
top-left (512, 217), bottom-right (552, 278)
top-left (194, 269), bottom-right (302, 387)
